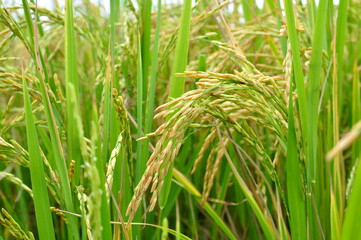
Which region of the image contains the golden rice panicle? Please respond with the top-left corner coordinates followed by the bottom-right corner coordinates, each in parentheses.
top-left (191, 127), bottom-right (217, 174)
top-left (126, 97), bottom-right (199, 223)
top-left (125, 68), bottom-right (290, 224)
top-left (201, 147), bottom-right (216, 204)
top-left (202, 136), bottom-right (229, 204)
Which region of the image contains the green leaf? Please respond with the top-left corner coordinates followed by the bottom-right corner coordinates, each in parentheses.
top-left (65, 0), bottom-right (81, 185)
top-left (22, 70), bottom-right (55, 240)
top-left (287, 72), bottom-right (306, 240)
top-left (136, 33), bottom-right (144, 183)
top-left (142, 0), bottom-right (162, 169)
top-left (141, 0), bottom-right (152, 101)
top-left (160, 0), bottom-right (193, 209)
top-left (21, 1), bottom-right (79, 239)
top-left (283, 0), bottom-right (308, 141)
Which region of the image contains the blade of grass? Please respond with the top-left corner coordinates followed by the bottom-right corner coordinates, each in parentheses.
top-left (109, 0), bottom-right (121, 156)
top-left (351, 35), bottom-right (360, 166)
top-left (134, 32), bottom-right (144, 238)
top-left (175, 199), bottom-right (181, 240)
top-left (142, 0), bottom-right (162, 167)
top-left (136, 32), bottom-right (144, 185)
top-left (283, 0), bottom-right (307, 149)
top-left (287, 72), bottom-right (306, 240)
top-left (141, 0), bottom-right (152, 102)
top-left (341, 159), bottom-right (361, 240)
top-left (28, 0), bottom-right (56, 91)
top-left (305, 0), bottom-right (328, 237)
top-left (65, 0), bottom-right (81, 185)
top-left (188, 193), bottom-right (198, 239)
top-left (240, 0), bottom-right (252, 22)
top-left (307, 0), bottom-right (328, 181)
top-left (21, 1), bottom-right (79, 239)
top-left (332, 0), bottom-right (349, 224)
top-left (330, 189), bottom-right (341, 240)
top-left (108, 4), bottom-right (123, 233)
top-left (159, 0), bottom-right (193, 209)
top-left (283, 0), bottom-right (311, 237)
top-left (162, 217), bottom-right (169, 240)
top-left (167, 0), bottom-right (193, 101)
top-left (306, 0), bottom-right (316, 32)
top-left (335, 0), bottom-right (350, 118)
top-left (103, 44), bottom-right (112, 168)
top-left (22, 69), bottom-right (55, 240)
top-left (277, 191), bottom-right (291, 240)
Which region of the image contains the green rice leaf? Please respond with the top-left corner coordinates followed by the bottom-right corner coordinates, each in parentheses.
top-left (22, 70), bottom-right (56, 240)
top-left (287, 73), bottom-right (306, 240)
top-left (160, 0), bottom-right (193, 209)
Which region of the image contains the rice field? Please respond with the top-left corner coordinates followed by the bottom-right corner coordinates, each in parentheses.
top-left (0, 0), bottom-right (361, 239)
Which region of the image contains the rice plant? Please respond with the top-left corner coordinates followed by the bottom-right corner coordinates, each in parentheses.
top-left (0, 0), bottom-right (360, 239)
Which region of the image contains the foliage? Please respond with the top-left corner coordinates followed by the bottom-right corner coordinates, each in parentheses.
top-left (0, 0), bottom-right (360, 239)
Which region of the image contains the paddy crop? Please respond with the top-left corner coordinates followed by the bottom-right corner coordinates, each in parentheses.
top-left (0, 0), bottom-right (360, 239)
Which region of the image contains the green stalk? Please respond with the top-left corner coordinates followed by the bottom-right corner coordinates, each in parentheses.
top-left (65, 0), bottom-right (81, 185)
top-left (21, 1), bottom-right (79, 239)
top-left (351, 50), bottom-right (361, 165)
top-left (333, 0), bottom-right (349, 224)
top-left (305, 0), bottom-right (328, 237)
top-left (22, 70), bottom-right (55, 240)
top-left (331, 191), bottom-right (341, 240)
top-left (141, 0), bottom-right (152, 102)
top-left (29, 0), bottom-right (56, 90)
top-left (108, 5), bottom-right (121, 233)
top-left (241, 0), bottom-right (252, 22)
top-left (103, 46), bottom-right (112, 166)
top-left (307, 0), bottom-right (328, 171)
top-left (110, 0), bottom-right (116, 88)
top-left (306, 0), bottom-right (316, 32)
top-left (134, 32), bottom-right (144, 238)
top-left (167, 0), bottom-right (193, 102)
top-left (283, 0), bottom-right (310, 237)
top-left (142, 0), bottom-right (162, 165)
top-left (109, 0), bottom-right (120, 154)
top-left (283, 0), bottom-right (307, 143)
top-left (136, 33), bottom-right (144, 185)
top-left (341, 159), bottom-right (361, 239)
top-left (287, 72), bottom-right (306, 240)
top-left (159, 0), bottom-right (193, 209)
top-left (335, 0), bottom-right (350, 118)
top-left (161, 218), bottom-right (169, 240)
